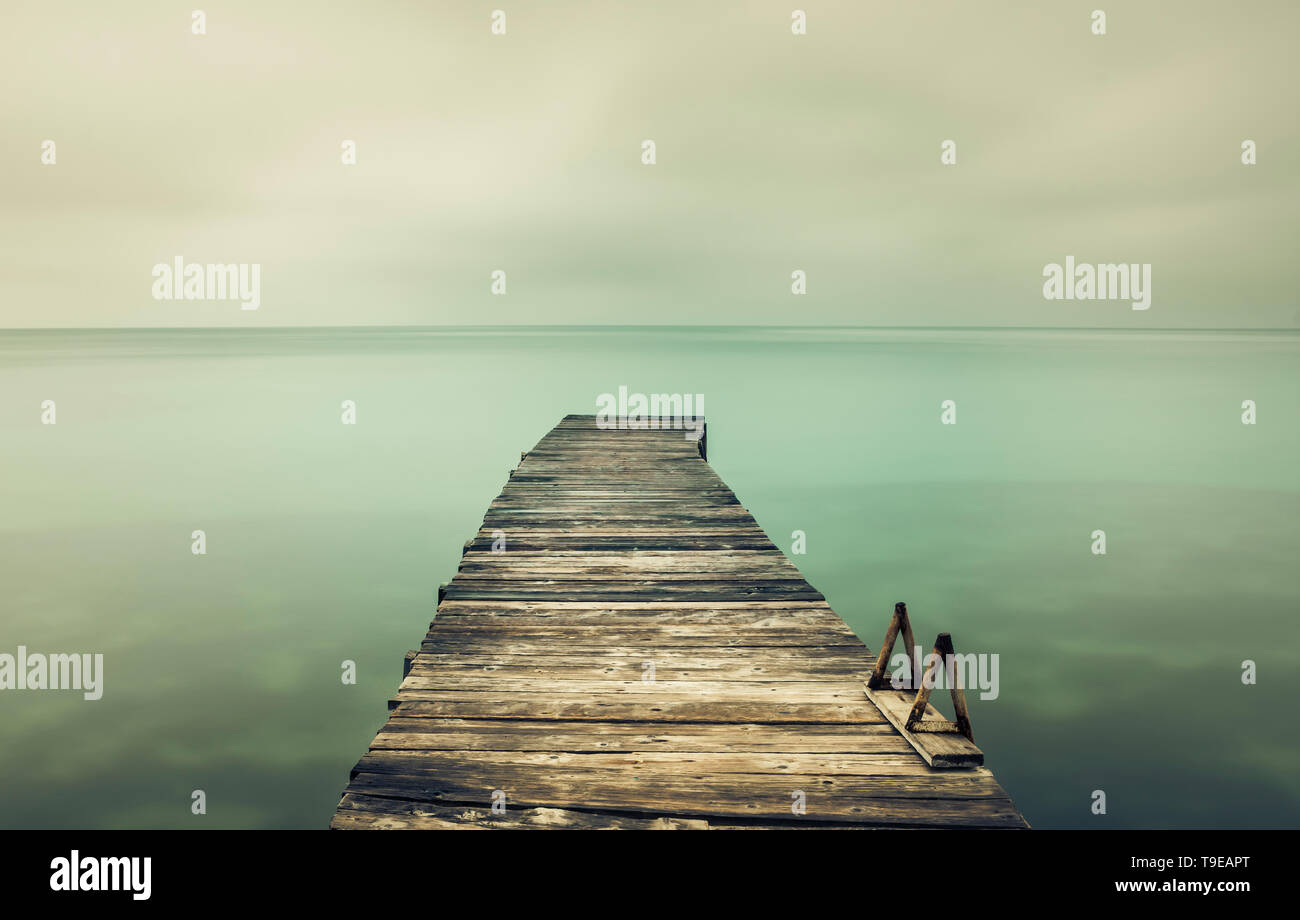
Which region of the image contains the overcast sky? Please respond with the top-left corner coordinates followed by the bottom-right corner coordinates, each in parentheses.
top-left (2, 1), bottom-right (1296, 328)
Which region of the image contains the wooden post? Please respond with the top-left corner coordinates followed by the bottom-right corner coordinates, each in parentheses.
top-left (942, 633), bottom-right (975, 741)
top-left (402, 650), bottom-right (417, 679)
top-left (901, 607), bottom-right (919, 690)
top-left (867, 602), bottom-right (920, 690)
top-left (867, 603), bottom-right (903, 689)
top-left (905, 632), bottom-right (974, 741)
top-left (906, 634), bottom-right (945, 728)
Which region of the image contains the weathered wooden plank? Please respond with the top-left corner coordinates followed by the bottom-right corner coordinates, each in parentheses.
top-left (332, 794), bottom-right (710, 830)
top-left (367, 718), bottom-right (914, 753)
top-left (407, 656), bottom-right (872, 681)
top-left (426, 622), bottom-right (856, 638)
top-left (345, 767), bottom-right (1025, 828)
top-left (414, 649), bottom-right (874, 664)
top-left (429, 614), bottom-right (853, 629)
top-left (440, 586), bottom-right (826, 603)
top-left (395, 677), bottom-right (873, 699)
top-left (388, 696), bottom-right (888, 723)
top-left (347, 750), bottom-right (929, 774)
top-left (433, 600), bottom-right (841, 611)
top-left (419, 633), bottom-right (861, 649)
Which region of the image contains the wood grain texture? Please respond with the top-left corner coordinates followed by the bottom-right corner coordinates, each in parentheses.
top-left (330, 415), bottom-right (1026, 829)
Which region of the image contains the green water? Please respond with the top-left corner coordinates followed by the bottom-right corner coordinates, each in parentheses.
top-left (1, 327), bottom-right (1296, 829)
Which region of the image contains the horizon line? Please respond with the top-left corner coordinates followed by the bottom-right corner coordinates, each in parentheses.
top-left (3, 324), bottom-right (1299, 334)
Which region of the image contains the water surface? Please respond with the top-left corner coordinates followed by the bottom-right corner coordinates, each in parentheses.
top-left (1, 327), bottom-right (1296, 828)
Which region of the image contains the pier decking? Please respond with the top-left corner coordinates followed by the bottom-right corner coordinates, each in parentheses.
top-left (331, 415), bottom-right (1026, 829)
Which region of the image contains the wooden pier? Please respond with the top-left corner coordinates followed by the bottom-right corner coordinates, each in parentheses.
top-left (331, 415), bottom-right (1026, 829)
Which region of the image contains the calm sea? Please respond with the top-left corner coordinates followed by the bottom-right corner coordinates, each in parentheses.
top-left (1, 327), bottom-right (1296, 828)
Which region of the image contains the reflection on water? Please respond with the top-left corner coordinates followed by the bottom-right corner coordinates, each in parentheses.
top-left (1, 327), bottom-right (1296, 828)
